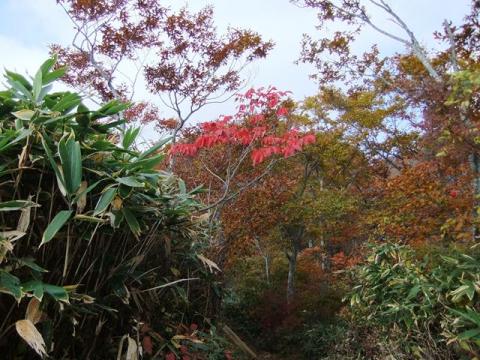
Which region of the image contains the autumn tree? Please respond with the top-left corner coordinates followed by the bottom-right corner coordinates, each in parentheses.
top-left (294, 0), bottom-right (480, 239)
top-left (172, 87), bottom-right (315, 266)
top-left (54, 0), bottom-right (273, 143)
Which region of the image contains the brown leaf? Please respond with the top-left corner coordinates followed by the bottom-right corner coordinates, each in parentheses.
top-left (76, 181), bottom-right (88, 214)
top-left (15, 319), bottom-right (46, 357)
top-left (17, 195), bottom-right (32, 232)
top-left (25, 298), bottom-right (43, 325)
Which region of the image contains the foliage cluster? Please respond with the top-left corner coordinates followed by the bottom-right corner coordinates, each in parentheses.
top-left (0, 59), bottom-right (230, 359)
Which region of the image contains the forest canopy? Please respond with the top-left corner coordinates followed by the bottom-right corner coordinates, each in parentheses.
top-left (0, 0), bottom-right (479, 359)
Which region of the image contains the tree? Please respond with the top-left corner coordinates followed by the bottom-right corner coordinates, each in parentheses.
top-left (54, 0), bottom-right (273, 144)
top-left (0, 58), bottom-right (219, 358)
top-left (294, 0), bottom-right (480, 239)
top-left (172, 87), bottom-right (315, 264)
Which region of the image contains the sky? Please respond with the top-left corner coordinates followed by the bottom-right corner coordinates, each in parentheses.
top-left (0, 0), bottom-right (473, 139)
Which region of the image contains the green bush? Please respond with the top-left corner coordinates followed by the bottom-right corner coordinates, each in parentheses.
top-left (0, 58), bottom-right (222, 358)
top-left (347, 242), bottom-right (480, 359)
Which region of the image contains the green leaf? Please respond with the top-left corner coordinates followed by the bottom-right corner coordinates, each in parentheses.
top-left (458, 328), bottom-right (480, 340)
top-left (127, 153), bottom-right (165, 170)
top-left (5, 70), bottom-right (32, 90)
top-left (22, 281), bottom-right (69, 302)
top-left (178, 179), bottom-right (186, 195)
top-left (122, 207), bottom-right (141, 237)
top-left (40, 57), bottom-right (56, 76)
top-left (58, 134), bottom-right (82, 196)
top-left (44, 284), bottom-right (69, 302)
top-left (17, 258), bottom-right (48, 273)
top-left (22, 280), bottom-right (44, 301)
top-left (6, 78), bottom-right (33, 100)
top-left (40, 210), bottom-right (73, 246)
top-left (451, 308), bottom-right (480, 326)
top-left (41, 134), bottom-right (67, 196)
top-left (0, 270), bottom-right (22, 300)
top-left (138, 137), bottom-right (171, 160)
top-left (43, 67), bottom-right (66, 85)
top-left (407, 285), bottom-right (421, 300)
top-left (51, 92), bottom-right (81, 113)
top-left (74, 214), bottom-right (106, 223)
top-left (122, 127), bottom-right (140, 149)
top-left (0, 200), bottom-right (37, 211)
top-left (33, 68), bottom-right (43, 102)
top-left (116, 176), bottom-right (145, 188)
top-left (12, 109), bottom-right (35, 121)
top-left (94, 187), bottom-right (117, 216)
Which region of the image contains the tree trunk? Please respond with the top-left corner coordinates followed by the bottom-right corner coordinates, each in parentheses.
top-left (286, 249), bottom-right (297, 305)
top-left (264, 254), bottom-right (271, 284)
top-left (469, 152), bottom-right (480, 239)
top-left (254, 235), bottom-right (271, 283)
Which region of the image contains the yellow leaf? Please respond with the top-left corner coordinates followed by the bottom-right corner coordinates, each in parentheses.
top-left (112, 196), bottom-right (123, 211)
top-left (197, 254), bottom-right (221, 273)
top-left (126, 336), bottom-right (138, 360)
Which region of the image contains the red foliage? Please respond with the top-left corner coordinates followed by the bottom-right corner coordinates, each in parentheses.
top-left (171, 87), bottom-right (315, 165)
top-left (165, 353), bottom-right (176, 360)
top-left (142, 335), bottom-right (153, 355)
top-left (123, 101), bottom-right (159, 124)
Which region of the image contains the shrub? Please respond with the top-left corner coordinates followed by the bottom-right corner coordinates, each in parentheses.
top-left (0, 58), bottom-right (222, 358)
top-left (347, 242), bottom-right (480, 359)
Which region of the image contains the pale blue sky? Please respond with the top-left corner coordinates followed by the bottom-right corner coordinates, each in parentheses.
top-left (0, 0), bottom-right (473, 137)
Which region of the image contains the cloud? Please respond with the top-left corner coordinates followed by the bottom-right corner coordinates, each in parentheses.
top-left (0, 34), bottom-right (47, 76)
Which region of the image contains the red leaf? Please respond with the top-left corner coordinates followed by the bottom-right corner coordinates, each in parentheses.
top-left (142, 336), bottom-right (153, 355)
top-left (166, 352), bottom-right (176, 360)
top-left (276, 106), bottom-right (288, 116)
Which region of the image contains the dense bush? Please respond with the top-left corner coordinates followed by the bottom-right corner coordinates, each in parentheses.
top-left (346, 242), bottom-right (480, 359)
top-left (0, 58), bottom-right (227, 358)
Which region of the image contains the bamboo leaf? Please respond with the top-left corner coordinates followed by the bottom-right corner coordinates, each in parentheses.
top-left (458, 328), bottom-right (480, 340)
top-left (40, 210), bottom-right (73, 246)
top-left (122, 127), bottom-right (140, 149)
top-left (41, 135), bottom-right (66, 193)
top-left (0, 200), bottom-right (37, 211)
top-left (40, 57), bottom-right (56, 76)
top-left (0, 270), bottom-right (22, 300)
top-left (94, 187), bottom-right (117, 216)
top-left (33, 68), bottom-right (43, 102)
top-left (12, 109), bottom-right (35, 121)
top-left (25, 298), bottom-right (43, 325)
top-left (116, 176), bottom-right (145, 188)
top-left (15, 320), bottom-right (47, 357)
top-left (137, 137), bottom-right (171, 160)
top-left (43, 67), bottom-right (66, 85)
top-left (58, 134), bottom-right (82, 196)
top-left (122, 208), bottom-right (141, 237)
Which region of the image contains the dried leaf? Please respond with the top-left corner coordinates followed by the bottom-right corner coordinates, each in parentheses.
top-left (197, 254), bottom-right (221, 273)
top-left (25, 298), bottom-right (42, 325)
top-left (15, 319), bottom-right (46, 357)
top-left (126, 336), bottom-right (138, 360)
top-left (0, 238), bottom-right (13, 263)
top-left (0, 231), bottom-right (26, 242)
top-left (112, 196), bottom-right (123, 211)
top-left (17, 196), bottom-right (32, 232)
top-left (18, 143), bottom-right (29, 169)
top-left (76, 181), bottom-right (88, 214)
